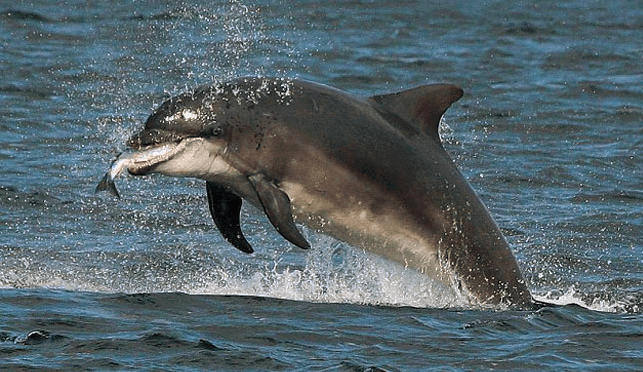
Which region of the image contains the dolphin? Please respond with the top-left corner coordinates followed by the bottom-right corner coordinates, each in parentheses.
top-left (97, 77), bottom-right (533, 307)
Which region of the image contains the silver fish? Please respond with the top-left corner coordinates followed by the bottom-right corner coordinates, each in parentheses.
top-left (95, 143), bottom-right (180, 198)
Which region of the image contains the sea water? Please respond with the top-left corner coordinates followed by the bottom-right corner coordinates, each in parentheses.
top-left (1, 0), bottom-right (641, 370)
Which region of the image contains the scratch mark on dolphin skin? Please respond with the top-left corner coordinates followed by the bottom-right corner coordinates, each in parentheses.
top-left (254, 131), bottom-right (264, 150)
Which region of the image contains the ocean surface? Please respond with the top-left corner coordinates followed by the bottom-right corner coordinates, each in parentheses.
top-left (1, 0), bottom-right (641, 370)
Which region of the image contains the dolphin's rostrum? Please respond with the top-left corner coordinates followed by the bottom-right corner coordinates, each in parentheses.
top-left (97, 77), bottom-right (534, 307)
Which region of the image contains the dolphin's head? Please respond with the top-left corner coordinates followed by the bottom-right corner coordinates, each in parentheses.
top-left (128, 87), bottom-right (226, 149)
top-left (125, 87), bottom-right (233, 178)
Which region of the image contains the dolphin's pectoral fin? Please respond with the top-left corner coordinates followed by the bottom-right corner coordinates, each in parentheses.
top-left (206, 182), bottom-right (254, 254)
top-left (248, 174), bottom-right (311, 250)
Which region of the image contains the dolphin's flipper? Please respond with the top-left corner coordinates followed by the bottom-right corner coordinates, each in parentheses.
top-left (248, 174), bottom-right (311, 250)
top-left (206, 182), bottom-right (254, 254)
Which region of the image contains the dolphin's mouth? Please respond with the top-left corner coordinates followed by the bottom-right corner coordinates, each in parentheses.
top-left (125, 128), bottom-right (187, 175)
top-left (127, 139), bottom-right (197, 176)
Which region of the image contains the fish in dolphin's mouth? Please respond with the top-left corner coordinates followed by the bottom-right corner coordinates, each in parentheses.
top-left (95, 137), bottom-right (193, 198)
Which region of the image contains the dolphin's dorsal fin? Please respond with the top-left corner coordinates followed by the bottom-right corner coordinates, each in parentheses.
top-left (369, 84), bottom-right (463, 142)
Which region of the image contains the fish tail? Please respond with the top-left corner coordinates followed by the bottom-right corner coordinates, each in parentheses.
top-left (95, 173), bottom-right (121, 198)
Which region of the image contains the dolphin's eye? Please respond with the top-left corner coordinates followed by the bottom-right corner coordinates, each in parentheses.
top-left (209, 125), bottom-right (223, 137)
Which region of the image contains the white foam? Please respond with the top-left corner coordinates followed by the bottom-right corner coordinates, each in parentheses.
top-left (189, 236), bottom-right (466, 308)
top-left (533, 286), bottom-right (635, 313)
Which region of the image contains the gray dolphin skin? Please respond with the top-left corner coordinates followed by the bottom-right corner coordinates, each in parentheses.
top-left (97, 77), bottom-right (534, 307)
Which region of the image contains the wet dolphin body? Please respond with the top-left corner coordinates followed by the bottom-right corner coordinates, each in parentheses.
top-left (98, 77), bottom-right (533, 307)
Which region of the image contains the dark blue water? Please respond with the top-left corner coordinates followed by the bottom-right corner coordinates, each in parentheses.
top-left (1, 0), bottom-right (642, 370)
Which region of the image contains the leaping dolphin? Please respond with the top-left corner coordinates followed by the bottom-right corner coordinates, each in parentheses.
top-left (97, 77), bottom-right (533, 307)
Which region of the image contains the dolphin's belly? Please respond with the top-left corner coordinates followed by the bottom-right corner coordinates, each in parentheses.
top-left (280, 178), bottom-right (454, 287)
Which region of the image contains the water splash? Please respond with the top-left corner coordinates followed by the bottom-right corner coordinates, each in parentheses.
top-left (1, 227), bottom-right (463, 309)
top-left (192, 236), bottom-right (464, 308)
top-left (534, 286), bottom-right (641, 314)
